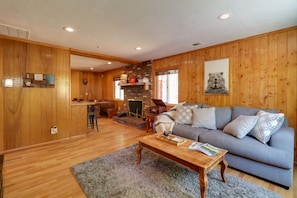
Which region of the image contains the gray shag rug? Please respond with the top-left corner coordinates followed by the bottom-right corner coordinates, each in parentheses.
top-left (71, 145), bottom-right (281, 198)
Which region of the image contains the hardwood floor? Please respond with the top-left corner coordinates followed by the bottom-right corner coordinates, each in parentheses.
top-left (2, 118), bottom-right (296, 198)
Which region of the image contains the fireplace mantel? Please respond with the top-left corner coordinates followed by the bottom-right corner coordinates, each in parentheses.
top-left (120, 82), bottom-right (145, 87)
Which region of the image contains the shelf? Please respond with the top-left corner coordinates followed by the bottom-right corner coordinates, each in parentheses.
top-left (120, 82), bottom-right (145, 87)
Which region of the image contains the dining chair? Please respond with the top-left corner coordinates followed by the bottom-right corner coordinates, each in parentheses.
top-left (87, 105), bottom-right (99, 132)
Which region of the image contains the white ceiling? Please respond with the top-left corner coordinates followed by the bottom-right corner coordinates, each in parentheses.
top-left (0, 0), bottom-right (296, 72)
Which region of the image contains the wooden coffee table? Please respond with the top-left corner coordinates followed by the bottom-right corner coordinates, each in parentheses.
top-left (136, 133), bottom-right (228, 198)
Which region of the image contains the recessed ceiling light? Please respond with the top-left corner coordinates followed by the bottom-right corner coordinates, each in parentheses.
top-left (63, 26), bottom-right (75, 32)
top-left (90, 67), bottom-right (94, 70)
top-left (218, 12), bottom-right (232, 20)
top-left (107, 62), bottom-right (112, 65)
top-left (135, 47), bottom-right (142, 50)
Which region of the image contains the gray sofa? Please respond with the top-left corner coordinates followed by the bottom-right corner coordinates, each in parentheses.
top-left (155, 104), bottom-right (295, 188)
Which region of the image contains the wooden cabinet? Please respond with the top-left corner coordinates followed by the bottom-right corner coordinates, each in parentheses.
top-left (71, 104), bottom-right (88, 136)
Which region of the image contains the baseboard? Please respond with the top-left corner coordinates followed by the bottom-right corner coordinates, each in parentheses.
top-left (0, 134), bottom-right (86, 155)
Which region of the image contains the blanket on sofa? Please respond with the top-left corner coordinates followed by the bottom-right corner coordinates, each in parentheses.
top-left (153, 102), bottom-right (189, 133)
top-left (153, 110), bottom-right (175, 133)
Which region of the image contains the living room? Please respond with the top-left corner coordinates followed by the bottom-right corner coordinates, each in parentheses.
top-left (0, 1), bottom-right (297, 197)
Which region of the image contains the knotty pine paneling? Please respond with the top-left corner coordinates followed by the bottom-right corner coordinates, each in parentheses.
top-left (101, 68), bottom-right (125, 110)
top-left (71, 70), bottom-right (103, 101)
top-left (102, 68), bottom-right (123, 100)
top-left (0, 39), bottom-right (4, 151)
top-left (153, 26), bottom-right (297, 162)
top-left (0, 38), bottom-right (71, 151)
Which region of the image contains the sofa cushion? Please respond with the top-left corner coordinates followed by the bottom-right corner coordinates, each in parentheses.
top-left (249, 110), bottom-right (284, 144)
top-left (232, 106), bottom-right (277, 121)
top-left (175, 105), bottom-right (197, 124)
top-left (172, 124), bottom-right (209, 141)
top-left (199, 130), bottom-right (292, 169)
top-left (223, 115), bottom-right (259, 138)
top-left (215, 107), bottom-right (232, 129)
top-left (192, 107), bottom-right (217, 130)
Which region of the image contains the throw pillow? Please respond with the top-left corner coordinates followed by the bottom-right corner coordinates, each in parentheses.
top-left (249, 110), bottom-right (284, 144)
top-left (192, 107), bottom-right (217, 130)
top-left (175, 105), bottom-right (197, 124)
top-left (223, 115), bottom-right (259, 139)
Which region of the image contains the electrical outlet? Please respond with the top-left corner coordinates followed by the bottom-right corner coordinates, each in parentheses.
top-left (51, 126), bottom-right (58, 134)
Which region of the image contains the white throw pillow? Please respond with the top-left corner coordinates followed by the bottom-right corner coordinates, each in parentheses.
top-left (223, 115), bottom-right (259, 139)
top-left (249, 110), bottom-right (284, 144)
top-left (175, 105), bottom-right (197, 124)
top-left (192, 107), bottom-right (217, 130)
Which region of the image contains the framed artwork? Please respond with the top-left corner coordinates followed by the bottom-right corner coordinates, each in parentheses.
top-left (204, 58), bottom-right (229, 94)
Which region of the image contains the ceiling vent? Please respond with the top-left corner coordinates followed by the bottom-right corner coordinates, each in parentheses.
top-left (0, 23), bottom-right (30, 39)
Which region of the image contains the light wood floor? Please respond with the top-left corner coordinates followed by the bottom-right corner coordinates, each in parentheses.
top-left (2, 118), bottom-right (296, 198)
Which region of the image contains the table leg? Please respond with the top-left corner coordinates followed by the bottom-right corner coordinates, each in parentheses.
top-left (220, 156), bottom-right (228, 182)
top-left (198, 169), bottom-right (208, 198)
top-left (136, 144), bottom-right (143, 165)
top-left (146, 118), bottom-right (150, 132)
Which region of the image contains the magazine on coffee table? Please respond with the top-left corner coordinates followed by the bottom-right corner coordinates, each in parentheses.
top-left (188, 142), bottom-right (221, 156)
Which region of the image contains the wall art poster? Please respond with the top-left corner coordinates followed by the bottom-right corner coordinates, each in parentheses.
top-left (204, 58), bottom-right (229, 94)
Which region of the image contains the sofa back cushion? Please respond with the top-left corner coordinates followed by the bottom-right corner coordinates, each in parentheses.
top-left (231, 106), bottom-right (277, 121)
top-left (215, 107), bottom-right (232, 129)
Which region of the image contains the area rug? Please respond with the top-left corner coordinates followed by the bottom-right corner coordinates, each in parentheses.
top-left (71, 145), bottom-right (281, 198)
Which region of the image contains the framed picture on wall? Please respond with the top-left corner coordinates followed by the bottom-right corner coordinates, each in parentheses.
top-left (204, 58), bottom-right (229, 94)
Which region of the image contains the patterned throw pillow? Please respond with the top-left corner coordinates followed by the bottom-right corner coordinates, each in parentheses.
top-left (249, 110), bottom-right (284, 144)
top-left (175, 105), bottom-right (197, 124)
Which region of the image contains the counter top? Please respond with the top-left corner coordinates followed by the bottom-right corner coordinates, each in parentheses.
top-left (71, 101), bottom-right (111, 106)
top-left (71, 101), bottom-right (95, 106)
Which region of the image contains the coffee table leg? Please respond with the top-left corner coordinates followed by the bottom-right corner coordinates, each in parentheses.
top-left (136, 144), bottom-right (143, 165)
top-left (220, 156), bottom-right (228, 182)
top-left (199, 169), bottom-right (208, 198)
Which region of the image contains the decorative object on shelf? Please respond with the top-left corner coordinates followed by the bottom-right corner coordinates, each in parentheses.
top-left (129, 77), bottom-right (136, 83)
top-left (45, 74), bottom-right (55, 85)
top-left (22, 73), bottom-right (55, 88)
top-left (120, 73), bottom-right (128, 84)
top-left (24, 80), bottom-right (31, 87)
top-left (82, 78), bottom-right (88, 85)
top-left (34, 73), bottom-right (43, 81)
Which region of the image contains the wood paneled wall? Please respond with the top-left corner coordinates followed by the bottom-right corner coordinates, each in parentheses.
top-left (0, 38), bottom-right (71, 151)
top-left (101, 68), bottom-right (125, 109)
top-left (71, 70), bottom-right (103, 101)
top-left (153, 27), bottom-right (297, 161)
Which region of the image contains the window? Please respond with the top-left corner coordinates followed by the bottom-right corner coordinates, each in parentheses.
top-left (156, 69), bottom-right (178, 104)
top-left (114, 78), bottom-right (124, 100)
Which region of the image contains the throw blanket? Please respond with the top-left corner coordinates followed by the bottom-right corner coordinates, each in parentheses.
top-left (153, 110), bottom-right (176, 133)
top-left (153, 102), bottom-right (186, 133)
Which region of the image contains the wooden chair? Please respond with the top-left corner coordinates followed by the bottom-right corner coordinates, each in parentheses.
top-left (87, 105), bottom-right (99, 132)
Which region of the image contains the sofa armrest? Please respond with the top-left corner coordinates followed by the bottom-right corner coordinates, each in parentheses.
top-left (269, 127), bottom-right (295, 153)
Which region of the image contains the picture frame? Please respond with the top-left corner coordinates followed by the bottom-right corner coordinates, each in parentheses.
top-left (204, 58), bottom-right (229, 94)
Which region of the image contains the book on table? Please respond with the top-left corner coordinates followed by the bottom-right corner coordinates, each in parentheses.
top-left (188, 142), bottom-right (221, 156)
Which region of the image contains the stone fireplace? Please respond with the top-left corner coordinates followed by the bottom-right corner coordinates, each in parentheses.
top-left (113, 61), bottom-right (152, 129)
top-left (122, 61), bottom-right (152, 114)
